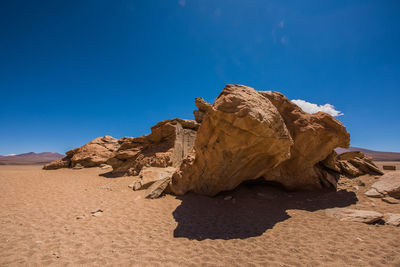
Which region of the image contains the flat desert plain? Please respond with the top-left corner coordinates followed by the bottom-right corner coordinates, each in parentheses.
top-left (0, 164), bottom-right (399, 266)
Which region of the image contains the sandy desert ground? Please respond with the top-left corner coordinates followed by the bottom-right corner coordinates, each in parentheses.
top-left (0, 164), bottom-right (399, 266)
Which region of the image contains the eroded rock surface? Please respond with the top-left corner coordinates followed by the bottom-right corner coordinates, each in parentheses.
top-left (365, 173), bottom-right (400, 199)
top-left (171, 85), bottom-right (295, 196)
top-left (171, 84), bottom-right (350, 196)
top-left (260, 91), bottom-right (350, 191)
top-left (44, 84), bottom-right (384, 199)
top-left (43, 136), bottom-right (120, 170)
top-left (384, 213), bottom-right (400, 226)
top-left (325, 208), bottom-right (383, 224)
top-left (107, 119), bottom-right (198, 176)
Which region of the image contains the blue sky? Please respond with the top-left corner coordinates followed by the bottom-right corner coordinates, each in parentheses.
top-left (0, 0), bottom-right (399, 155)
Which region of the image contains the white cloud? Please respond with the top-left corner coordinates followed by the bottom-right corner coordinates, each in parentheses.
top-left (291, 99), bottom-right (343, 117)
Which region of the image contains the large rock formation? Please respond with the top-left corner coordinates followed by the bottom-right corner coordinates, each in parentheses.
top-left (43, 84), bottom-right (384, 198)
top-left (260, 91), bottom-right (350, 190)
top-left (43, 136), bottom-right (119, 170)
top-left (170, 84), bottom-right (350, 196)
top-left (107, 118), bottom-right (198, 176)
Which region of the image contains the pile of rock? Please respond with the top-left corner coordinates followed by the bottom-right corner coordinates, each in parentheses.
top-left (43, 136), bottom-right (120, 170)
top-left (334, 151), bottom-right (383, 177)
top-left (365, 172), bottom-right (400, 201)
top-left (43, 84), bottom-right (385, 198)
top-left (107, 118), bottom-right (198, 176)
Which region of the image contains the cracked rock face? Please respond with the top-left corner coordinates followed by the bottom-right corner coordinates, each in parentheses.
top-left (44, 84), bottom-right (383, 198)
top-left (171, 84), bottom-right (350, 196)
top-left (106, 119), bottom-right (198, 176)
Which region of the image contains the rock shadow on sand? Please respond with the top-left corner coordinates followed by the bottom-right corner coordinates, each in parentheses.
top-left (172, 183), bottom-right (357, 240)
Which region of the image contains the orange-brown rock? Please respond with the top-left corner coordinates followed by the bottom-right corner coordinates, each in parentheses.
top-left (334, 151), bottom-right (383, 177)
top-left (43, 136), bottom-right (119, 170)
top-left (171, 85), bottom-right (295, 195)
top-left (107, 119), bottom-right (198, 176)
top-left (171, 85), bottom-right (351, 196)
top-left (260, 91), bottom-right (350, 190)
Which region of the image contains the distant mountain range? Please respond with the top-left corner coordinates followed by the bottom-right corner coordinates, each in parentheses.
top-left (0, 152), bottom-right (64, 165)
top-left (335, 147), bottom-right (400, 161)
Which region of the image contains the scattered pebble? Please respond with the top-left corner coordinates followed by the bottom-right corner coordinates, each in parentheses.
top-left (356, 180), bottom-right (366, 186)
top-left (224, 196), bottom-right (232, 201)
top-left (91, 209), bottom-right (103, 217)
top-left (382, 197), bottom-right (400, 204)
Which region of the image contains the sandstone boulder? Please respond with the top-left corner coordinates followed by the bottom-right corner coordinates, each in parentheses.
top-left (107, 119), bottom-right (198, 176)
top-left (325, 208), bottom-right (383, 224)
top-left (384, 213), bottom-right (400, 226)
top-left (42, 158), bottom-right (69, 170)
top-left (336, 151), bottom-right (383, 177)
top-left (145, 177), bottom-right (171, 199)
top-left (171, 84), bottom-right (350, 196)
top-left (132, 166), bottom-right (176, 190)
top-left (260, 90), bottom-right (350, 190)
top-left (43, 136), bottom-right (119, 170)
top-left (365, 172), bottom-right (400, 198)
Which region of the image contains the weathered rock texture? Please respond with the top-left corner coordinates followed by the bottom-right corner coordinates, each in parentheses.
top-left (336, 151), bottom-right (383, 177)
top-left (43, 84), bottom-right (384, 198)
top-left (384, 213), bottom-right (400, 226)
top-left (365, 172), bottom-right (400, 199)
top-left (171, 84), bottom-right (350, 196)
top-left (43, 136), bottom-right (120, 170)
top-left (325, 208), bottom-right (383, 224)
top-left (107, 119), bottom-right (198, 176)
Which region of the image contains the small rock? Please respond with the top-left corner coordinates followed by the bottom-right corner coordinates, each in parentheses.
top-left (224, 196), bottom-right (233, 201)
top-left (353, 186), bottom-right (359, 191)
top-left (325, 208), bottom-right (383, 224)
top-left (383, 165), bottom-right (396, 171)
top-left (91, 209), bottom-right (103, 217)
top-left (356, 180), bottom-right (365, 186)
top-left (368, 173), bottom-right (400, 198)
top-left (101, 165), bottom-right (111, 169)
top-left (365, 188), bottom-right (382, 198)
top-left (76, 215), bottom-right (84, 220)
top-left (257, 193), bottom-right (265, 197)
top-left (133, 181), bottom-right (142, 191)
top-left (384, 213), bottom-right (400, 226)
top-left (72, 164), bottom-right (83, 170)
top-left (382, 196), bottom-right (400, 204)
top-left (145, 177), bottom-right (171, 199)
